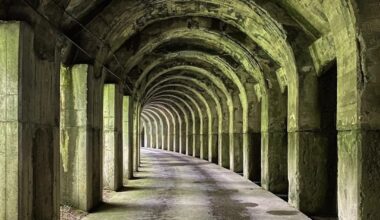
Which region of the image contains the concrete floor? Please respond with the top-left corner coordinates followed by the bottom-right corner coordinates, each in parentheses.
top-left (84, 148), bottom-right (310, 220)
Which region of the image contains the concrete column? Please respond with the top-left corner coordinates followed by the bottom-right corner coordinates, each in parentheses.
top-left (244, 92), bottom-right (261, 181)
top-left (133, 106), bottom-right (141, 172)
top-left (60, 64), bottom-right (104, 211)
top-left (137, 116), bottom-right (141, 167)
top-left (230, 95), bottom-right (244, 173)
top-left (201, 133), bottom-right (209, 160)
top-left (192, 116), bottom-right (200, 157)
top-left (122, 96), bottom-right (134, 182)
top-left (209, 132), bottom-right (218, 163)
top-left (103, 84), bottom-right (123, 191)
top-left (231, 132), bottom-right (244, 173)
top-left (180, 118), bottom-right (187, 154)
top-left (288, 43), bottom-right (337, 216)
top-left (0, 21), bottom-right (60, 219)
top-left (219, 132), bottom-right (230, 168)
top-left (261, 87), bottom-right (288, 194)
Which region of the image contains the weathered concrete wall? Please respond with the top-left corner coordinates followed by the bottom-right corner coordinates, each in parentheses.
top-left (0, 21), bottom-right (60, 219)
top-left (60, 64), bottom-right (104, 211)
top-left (103, 84), bottom-right (123, 191)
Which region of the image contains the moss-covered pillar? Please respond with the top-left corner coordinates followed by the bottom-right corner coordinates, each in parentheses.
top-left (0, 21), bottom-right (60, 219)
top-left (150, 115), bottom-right (158, 149)
top-left (143, 119), bottom-right (151, 149)
top-left (230, 94), bottom-right (244, 173)
top-left (60, 64), bottom-right (105, 211)
top-left (172, 107), bottom-right (180, 152)
top-left (103, 84), bottom-right (123, 191)
top-left (192, 116), bottom-right (201, 158)
top-left (244, 89), bottom-right (261, 182)
top-left (201, 116), bottom-right (209, 161)
top-left (219, 132), bottom-right (230, 168)
top-left (288, 36), bottom-right (337, 216)
top-left (134, 106), bottom-right (141, 171)
top-left (261, 83), bottom-right (288, 194)
top-left (122, 96), bottom-right (134, 182)
top-left (209, 113), bottom-right (218, 163)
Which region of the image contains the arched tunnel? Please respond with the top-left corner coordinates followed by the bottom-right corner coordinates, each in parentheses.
top-left (0, 0), bottom-right (379, 220)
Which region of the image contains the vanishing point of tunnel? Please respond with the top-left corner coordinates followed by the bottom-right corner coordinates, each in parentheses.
top-left (0, 0), bottom-right (379, 220)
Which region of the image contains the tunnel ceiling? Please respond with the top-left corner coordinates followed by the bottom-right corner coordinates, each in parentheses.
top-left (3, 0), bottom-right (337, 131)
top-left (37, 0), bottom-right (328, 129)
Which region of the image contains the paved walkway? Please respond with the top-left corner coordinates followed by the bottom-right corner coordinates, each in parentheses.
top-left (84, 148), bottom-right (309, 220)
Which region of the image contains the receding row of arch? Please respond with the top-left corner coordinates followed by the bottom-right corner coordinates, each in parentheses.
top-left (1, 0), bottom-right (378, 219)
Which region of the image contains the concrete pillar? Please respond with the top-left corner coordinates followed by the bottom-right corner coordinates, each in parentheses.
top-left (230, 95), bottom-right (244, 173)
top-left (133, 106), bottom-right (141, 172)
top-left (219, 132), bottom-right (230, 168)
top-left (201, 133), bottom-right (209, 160)
top-left (192, 116), bottom-right (200, 157)
top-left (60, 64), bottom-right (104, 211)
top-left (209, 133), bottom-right (218, 163)
top-left (244, 92), bottom-right (261, 181)
top-left (103, 84), bottom-right (123, 191)
top-left (187, 132), bottom-right (194, 156)
top-left (231, 133), bottom-right (244, 173)
top-left (136, 112), bottom-right (141, 169)
top-left (181, 119), bottom-right (187, 154)
top-left (288, 43), bottom-right (337, 216)
top-left (261, 87), bottom-right (288, 194)
top-left (193, 132), bottom-right (200, 158)
top-left (122, 96), bottom-right (134, 182)
top-left (0, 21), bottom-right (60, 219)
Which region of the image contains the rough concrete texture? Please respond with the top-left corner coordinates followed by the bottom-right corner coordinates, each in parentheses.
top-left (122, 96), bottom-right (134, 182)
top-left (0, 21), bottom-right (60, 220)
top-left (103, 84), bottom-right (123, 191)
top-left (60, 64), bottom-right (105, 211)
top-left (60, 64), bottom-right (93, 211)
top-left (1, 0), bottom-right (379, 219)
top-left (84, 148), bottom-right (309, 220)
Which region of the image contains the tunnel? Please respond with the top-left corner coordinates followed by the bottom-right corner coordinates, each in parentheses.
top-left (0, 1), bottom-right (379, 220)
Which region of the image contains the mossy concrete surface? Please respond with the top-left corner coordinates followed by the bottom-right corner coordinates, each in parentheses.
top-left (103, 84), bottom-right (123, 191)
top-left (0, 21), bottom-right (60, 220)
top-left (60, 64), bottom-right (105, 212)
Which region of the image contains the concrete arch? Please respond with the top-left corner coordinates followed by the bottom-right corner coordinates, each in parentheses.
top-left (122, 27), bottom-right (264, 91)
top-left (142, 110), bottom-right (162, 150)
top-left (143, 107), bottom-right (172, 150)
top-left (82, 0), bottom-right (298, 132)
top-left (85, 0), bottom-right (296, 103)
top-left (145, 83), bottom-right (213, 160)
top-left (152, 97), bottom-right (191, 154)
top-left (147, 88), bottom-right (205, 158)
top-left (140, 117), bottom-right (149, 148)
top-left (143, 109), bottom-right (167, 150)
top-left (141, 114), bottom-right (153, 148)
top-left (144, 105), bottom-right (176, 151)
top-left (134, 51), bottom-right (247, 171)
top-left (138, 65), bottom-right (230, 132)
top-left (154, 94), bottom-right (197, 156)
top-left (137, 64), bottom-right (234, 167)
top-left (147, 102), bottom-right (182, 153)
top-left (141, 112), bottom-right (157, 149)
top-left (144, 75), bottom-right (222, 163)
